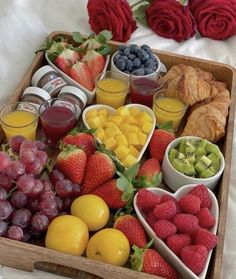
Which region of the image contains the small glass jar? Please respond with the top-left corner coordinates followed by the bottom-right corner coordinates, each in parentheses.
top-left (31, 65), bottom-right (67, 97)
top-left (21, 86), bottom-right (51, 111)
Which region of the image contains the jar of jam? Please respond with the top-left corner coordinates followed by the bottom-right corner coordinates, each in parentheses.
top-left (21, 86), bottom-right (51, 112)
top-left (31, 65), bottom-right (67, 97)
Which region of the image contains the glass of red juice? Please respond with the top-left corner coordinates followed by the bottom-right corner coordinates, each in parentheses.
top-left (130, 70), bottom-right (164, 108)
top-left (39, 98), bottom-right (77, 147)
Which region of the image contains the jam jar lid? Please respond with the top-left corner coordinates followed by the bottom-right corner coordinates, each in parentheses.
top-left (31, 65), bottom-right (57, 86)
top-left (22, 86), bottom-right (51, 100)
top-left (58, 86), bottom-right (88, 109)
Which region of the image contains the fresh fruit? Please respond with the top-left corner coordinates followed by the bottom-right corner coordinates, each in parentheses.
top-left (81, 152), bottom-right (116, 194)
top-left (131, 244), bottom-right (178, 278)
top-left (136, 188), bottom-right (161, 213)
top-left (0, 152), bottom-right (11, 172)
top-left (114, 215), bottom-right (147, 248)
top-left (153, 201), bottom-right (177, 220)
top-left (181, 244), bottom-right (208, 275)
top-left (166, 233), bottom-right (191, 256)
top-left (173, 214), bottom-right (199, 234)
top-left (70, 61), bottom-right (94, 91)
top-left (195, 207), bottom-right (215, 229)
top-left (149, 128), bottom-right (175, 163)
top-left (71, 194), bottom-right (109, 231)
top-left (190, 184), bottom-right (212, 209)
top-left (55, 49), bottom-right (79, 75)
top-left (153, 220), bottom-right (177, 240)
top-left (61, 129), bottom-right (96, 158)
top-left (136, 158), bottom-right (162, 187)
top-left (178, 194), bottom-right (201, 214)
top-left (86, 228), bottom-right (130, 266)
top-left (45, 215), bottom-right (89, 256)
top-left (169, 138), bottom-right (222, 178)
top-left (194, 228), bottom-right (218, 251)
top-left (82, 50), bottom-right (105, 81)
top-left (56, 146), bottom-right (86, 184)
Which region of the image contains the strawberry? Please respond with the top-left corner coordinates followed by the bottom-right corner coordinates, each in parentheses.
top-left (153, 201), bottom-right (177, 220)
top-left (149, 128), bottom-right (175, 163)
top-left (81, 152), bottom-right (116, 194)
top-left (56, 146), bottom-right (86, 184)
top-left (153, 220), bottom-right (177, 240)
top-left (166, 233), bottom-right (191, 256)
top-left (61, 129), bottom-right (96, 158)
top-left (178, 194), bottom-right (201, 214)
top-left (194, 228), bottom-right (218, 251)
top-left (136, 189), bottom-right (161, 214)
top-left (195, 207), bottom-right (215, 229)
top-left (189, 184), bottom-right (212, 209)
top-left (82, 50), bottom-right (105, 81)
top-left (55, 49), bottom-right (79, 75)
top-left (136, 158), bottom-right (162, 188)
top-left (70, 61), bottom-right (94, 91)
top-left (131, 244), bottom-right (178, 278)
top-left (181, 244), bottom-right (208, 275)
top-left (114, 215), bottom-right (147, 248)
top-left (173, 213), bottom-right (199, 235)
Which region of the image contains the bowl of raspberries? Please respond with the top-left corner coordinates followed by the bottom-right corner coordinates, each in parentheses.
top-left (111, 44), bottom-right (167, 78)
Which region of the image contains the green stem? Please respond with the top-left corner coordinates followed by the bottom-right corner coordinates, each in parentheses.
top-left (130, 0), bottom-right (148, 9)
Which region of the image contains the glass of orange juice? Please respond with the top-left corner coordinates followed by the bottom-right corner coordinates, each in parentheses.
top-left (95, 71), bottom-right (129, 109)
top-left (0, 102), bottom-right (38, 140)
top-left (153, 89), bottom-right (188, 131)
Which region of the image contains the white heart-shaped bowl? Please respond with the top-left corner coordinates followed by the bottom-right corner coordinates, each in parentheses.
top-left (45, 52), bottom-right (110, 104)
top-left (162, 136), bottom-right (225, 192)
top-left (82, 103), bottom-right (156, 164)
top-left (133, 184), bottom-right (219, 279)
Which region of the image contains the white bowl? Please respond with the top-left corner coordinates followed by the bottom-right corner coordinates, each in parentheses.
top-left (162, 136), bottom-right (225, 192)
top-left (82, 103), bottom-right (156, 165)
top-left (45, 52), bottom-right (110, 104)
top-left (133, 184), bottom-right (219, 279)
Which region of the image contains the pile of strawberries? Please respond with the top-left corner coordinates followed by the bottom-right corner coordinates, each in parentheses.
top-left (46, 31), bottom-right (111, 91)
top-left (136, 184), bottom-right (218, 275)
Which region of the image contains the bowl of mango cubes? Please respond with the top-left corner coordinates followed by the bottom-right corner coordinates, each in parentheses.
top-left (82, 104), bottom-right (156, 168)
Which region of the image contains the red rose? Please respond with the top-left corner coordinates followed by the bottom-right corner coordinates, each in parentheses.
top-left (145, 0), bottom-right (196, 42)
top-left (190, 0), bottom-right (236, 40)
top-left (87, 0), bottom-right (137, 42)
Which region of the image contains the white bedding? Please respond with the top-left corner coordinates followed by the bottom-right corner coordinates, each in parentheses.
top-left (0, 0), bottom-right (236, 278)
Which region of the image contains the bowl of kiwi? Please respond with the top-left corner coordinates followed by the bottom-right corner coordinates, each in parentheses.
top-left (162, 136), bottom-right (225, 192)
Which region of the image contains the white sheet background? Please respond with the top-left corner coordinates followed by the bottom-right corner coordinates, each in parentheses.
top-left (0, 0), bottom-right (235, 278)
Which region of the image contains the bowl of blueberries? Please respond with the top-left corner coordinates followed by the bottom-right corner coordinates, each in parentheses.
top-left (111, 44), bottom-right (167, 78)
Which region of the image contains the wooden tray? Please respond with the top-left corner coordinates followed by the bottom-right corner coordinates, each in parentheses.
top-left (0, 31), bottom-right (235, 279)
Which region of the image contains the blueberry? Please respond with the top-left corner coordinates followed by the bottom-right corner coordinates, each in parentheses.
top-left (124, 70), bottom-right (131, 74)
top-left (137, 49), bottom-right (149, 61)
top-left (145, 59), bottom-right (156, 68)
top-left (118, 45), bottom-right (127, 51)
top-left (120, 55), bottom-right (128, 60)
top-left (145, 68), bottom-right (154, 75)
top-left (128, 54), bottom-right (136, 60)
top-left (133, 58), bottom-right (141, 68)
top-left (123, 48), bottom-right (130, 56)
top-left (141, 44), bottom-right (151, 51)
top-left (134, 69), bottom-right (145, 76)
top-left (115, 59), bottom-right (126, 71)
top-left (130, 44), bottom-right (139, 54)
top-left (114, 53), bottom-right (121, 62)
top-left (125, 60), bottom-right (133, 71)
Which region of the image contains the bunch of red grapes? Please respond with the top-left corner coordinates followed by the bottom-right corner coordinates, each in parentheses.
top-left (0, 136), bottom-right (80, 242)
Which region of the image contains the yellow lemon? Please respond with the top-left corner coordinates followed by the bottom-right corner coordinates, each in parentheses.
top-left (86, 228), bottom-right (130, 266)
top-left (71, 194), bottom-right (109, 231)
top-left (45, 215), bottom-right (89, 256)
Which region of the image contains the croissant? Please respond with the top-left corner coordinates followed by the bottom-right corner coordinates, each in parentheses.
top-left (163, 64), bottom-right (222, 105)
top-left (181, 89), bottom-right (231, 142)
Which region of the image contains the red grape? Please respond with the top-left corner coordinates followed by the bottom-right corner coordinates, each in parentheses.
top-left (7, 225), bottom-right (23, 241)
top-left (0, 187), bottom-right (7, 200)
top-left (26, 198), bottom-right (39, 213)
top-left (7, 161), bottom-right (25, 180)
top-left (55, 179), bottom-right (73, 198)
top-left (0, 152), bottom-right (11, 172)
top-left (19, 140), bottom-right (37, 155)
top-left (16, 174), bottom-right (36, 195)
top-left (39, 198), bottom-right (57, 217)
top-left (10, 191), bottom-right (28, 209)
top-left (34, 140), bottom-right (46, 151)
top-left (43, 180), bottom-right (53, 191)
top-left (0, 173), bottom-right (12, 190)
top-left (31, 212), bottom-right (49, 232)
top-left (28, 179), bottom-right (43, 198)
top-left (25, 157), bottom-right (43, 176)
top-left (55, 196), bottom-right (64, 212)
top-left (0, 221), bottom-right (7, 236)
top-left (36, 150), bottom-right (48, 166)
top-left (72, 183), bottom-right (81, 197)
top-left (50, 168), bottom-right (65, 185)
top-left (11, 208), bottom-right (32, 228)
top-left (20, 150), bottom-right (36, 164)
top-left (9, 135), bottom-right (26, 153)
top-left (47, 208), bottom-right (59, 221)
top-left (39, 190), bottom-right (55, 201)
top-left (0, 200), bottom-right (12, 220)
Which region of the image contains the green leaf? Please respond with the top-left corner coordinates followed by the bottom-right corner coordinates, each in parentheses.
top-left (47, 52), bottom-right (58, 63)
top-left (178, 0), bottom-right (189, 6)
top-left (159, 121), bottom-right (174, 133)
top-left (133, 3), bottom-right (149, 26)
top-left (97, 30), bottom-right (112, 43)
top-left (122, 191), bottom-right (133, 202)
top-left (98, 44), bottom-right (112, 56)
top-left (72, 32), bottom-right (84, 44)
top-left (116, 177), bottom-right (129, 191)
top-left (123, 162), bottom-right (140, 180)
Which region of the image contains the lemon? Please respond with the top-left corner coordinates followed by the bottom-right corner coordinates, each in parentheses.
top-left (45, 215), bottom-right (89, 256)
top-left (71, 194), bottom-right (109, 231)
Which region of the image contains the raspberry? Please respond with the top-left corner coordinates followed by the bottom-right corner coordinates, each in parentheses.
top-left (137, 189), bottom-right (161, 213)
top-left (181, 244), bottom-right (208, 275)
top-left (190, 184), bottom-right (212, 209)
top-left (196, 207), bottom-right (215, 229)
top-left (179, 194), bottom-right (201, 214)
top-left (153, 220), bottom-right (177, 240)
top-left (145, 210), bottom-right (157, 229)
top-left (161, 194), bottom-right (182, 214)
top-left (194, 228), bottom-right (218, 251)
top-left (173, 214), bottom-right (199, 234)
top-left (153, 201), bottom-right (177, 220)
top-left (166, 233), bottom-right (191, 256)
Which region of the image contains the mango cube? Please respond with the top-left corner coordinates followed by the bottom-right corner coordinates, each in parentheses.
top-left (98, 115), bottom-right (107, 128)
top-left (129, 146), bottom-right (139, 158)
top-left (138, 132), bottom-right (147, 146)
top-left (139, 111), bottom-right (153, 124)
top-left (115, 134), bottom-right (128, 146)
top-left (87, 117), bottom-right (101, 129)
top-left (115, 145), bottom-right (129, 161)
top-left (125, 115), bottom-right (138, 125)
top-left (127, 133), bottom-right (139, 146)
top-left (142, 122), bottom-right (153, 134)
top-left (98, 109), bottom-right (109, 118)
top-left (122, 154), bottom-right (137, 168)
top-left (128, 125), bottom-right (139, 133)
top-left (104, 137), bottom-right (117, 150)
top-left (110, 115), bottom-right (123, 126)
top-left (129, 108), bottom-right (140, 117)
top-left (120, 123), bottom-right (130, 134)
top-left (86, 109), bottom-right (98, 120)
top-left (95, 127), bottom-right (105, 141)
top-left (117, 106), bottom-right (130, 118)
top-left (105, 123), bottom-right (121, 137)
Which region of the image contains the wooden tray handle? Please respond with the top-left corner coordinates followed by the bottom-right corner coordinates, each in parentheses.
top-left (0, 238), bottom-right (159, 279)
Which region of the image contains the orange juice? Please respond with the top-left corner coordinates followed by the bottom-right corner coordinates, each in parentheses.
top-left (1, 110), bottom-right (38, 140)
top-left (153, 96), bottom-right (187, 130)
top-left (96, 78), bottom-right (128, 109)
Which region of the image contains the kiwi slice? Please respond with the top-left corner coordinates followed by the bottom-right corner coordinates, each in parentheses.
top-left (184, 164), bottom-right (196, 176)
top-left (172, 158), bottom-right (190, 174)
top-left (178, 139), bottom-right (186, 154)
top-left (195, 146), bottom-right (207, 158)
top-left (208, 152), bottom-right (221, 172)
top-left (195, 155), bottom-right (212, 174)
top-left (200, 166), bottom-right (216, 178)
top-left (199, 139), bottom-right (208, 149)
top-left (178, 152), bottom-right (186, 159)
top-left (169, 148), bottom-right (178, 163)
top-left (205, 142), bottom-right (221, 156)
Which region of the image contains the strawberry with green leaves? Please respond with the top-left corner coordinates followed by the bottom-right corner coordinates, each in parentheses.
top-left (55, 48), bottom-right (80, 75)
top-left (149, 122), bottom-right (176, 163)
top-left (114, 214), bottom-right (147, 248)
top-left (56, 146), bottom-right (86, 184)
top-left (131, 241), bottom-right (178, 278)
top-left (82, 50), bottom-right (105, 81)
